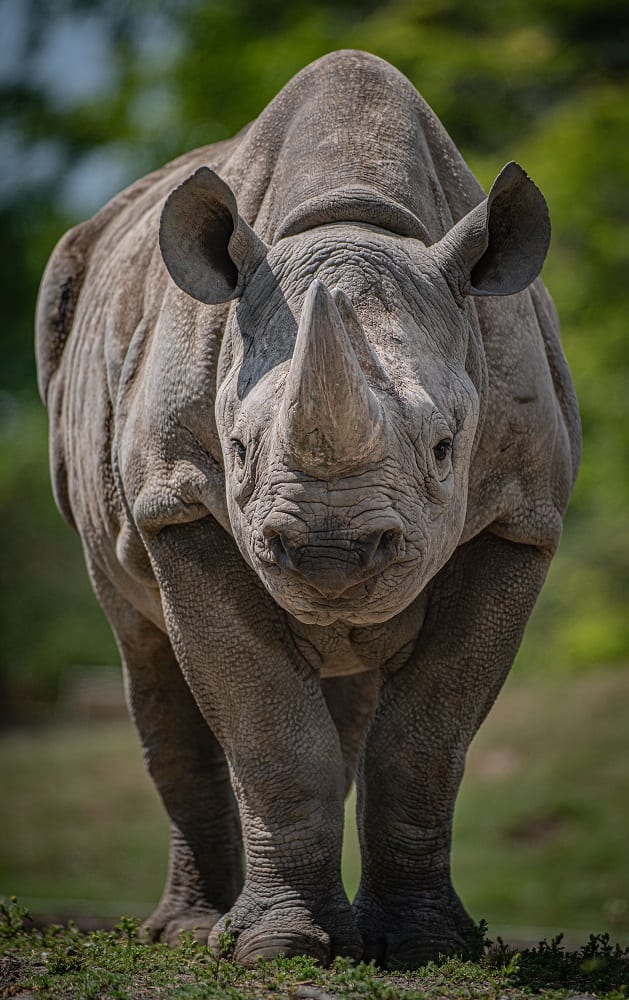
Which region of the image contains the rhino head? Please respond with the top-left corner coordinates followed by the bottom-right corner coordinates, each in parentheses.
top-left (159, 163), bottom-right (549, 626)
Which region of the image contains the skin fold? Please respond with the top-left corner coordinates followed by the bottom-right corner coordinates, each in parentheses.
top-left (36, 50), bottom-right (580, 967)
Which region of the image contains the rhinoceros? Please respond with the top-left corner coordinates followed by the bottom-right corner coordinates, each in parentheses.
top-left (36, 50), bottom-right (580, 967)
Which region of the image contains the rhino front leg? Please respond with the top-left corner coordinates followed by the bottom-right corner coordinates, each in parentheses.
top-left (354, 532), bottom-right (552, 967)
top-left (148, 521), bottom-right (362, 967)
top-left (90, 570), bottom-right (242, 944)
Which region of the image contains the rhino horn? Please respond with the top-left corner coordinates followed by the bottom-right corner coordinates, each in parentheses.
top-left (279, 279), bottom-right (383, 474)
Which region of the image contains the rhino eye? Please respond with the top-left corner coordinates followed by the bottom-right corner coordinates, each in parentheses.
top-left (232, 438), bottom-right (247, 464)
top-left (433, 438), bottom-right (452, 462)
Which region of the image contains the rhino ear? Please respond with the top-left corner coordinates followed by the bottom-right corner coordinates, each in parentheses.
top-left (433, 162), bottom-right (550, 297)
top-left (159, 166), bottom-right (268, 304)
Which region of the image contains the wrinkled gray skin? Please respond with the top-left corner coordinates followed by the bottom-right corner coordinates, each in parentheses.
top-left (36, 51), bottom-right (580, 968)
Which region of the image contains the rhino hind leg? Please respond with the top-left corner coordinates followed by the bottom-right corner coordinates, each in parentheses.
top-left (90, 567), bottom-right (243, 944)
top-left (354, 533), bottom-right (552, 967)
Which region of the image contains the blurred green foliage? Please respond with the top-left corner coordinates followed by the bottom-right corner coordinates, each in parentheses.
top-left (1, 0), bottom-right (627, 713)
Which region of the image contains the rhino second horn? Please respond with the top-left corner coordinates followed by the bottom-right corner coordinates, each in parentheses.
top-left (331, 288), bottom-right (390, 387)
top-left (279, 279), bottom-right (383, 475)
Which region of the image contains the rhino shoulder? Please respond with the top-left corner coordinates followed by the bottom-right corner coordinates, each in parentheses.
top-left (463, 283), bottom-right (580, 551)
top-left (35, 137), bottom-right (239, 406)
top-left (35, 216), bottom-right (99, 405)
top-left (34, 176), bottom-right (146, 406)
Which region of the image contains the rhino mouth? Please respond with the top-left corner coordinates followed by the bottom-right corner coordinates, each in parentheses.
top-left (256, 552), bottom-right (386, 600)
top-left (268, 577), bottom-right (417, 626)
top-left (251, 532), bottom-right (420, 626)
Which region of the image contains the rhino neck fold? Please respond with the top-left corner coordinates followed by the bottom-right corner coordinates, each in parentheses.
top-left (274, 187), bottom-right (430, 242)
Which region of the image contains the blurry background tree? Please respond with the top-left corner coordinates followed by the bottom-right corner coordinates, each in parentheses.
top-left (1, 0), bottom-right (627, 706)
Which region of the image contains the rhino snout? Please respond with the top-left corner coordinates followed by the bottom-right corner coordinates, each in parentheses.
top-left (259, 511), bottom-right (404, 598)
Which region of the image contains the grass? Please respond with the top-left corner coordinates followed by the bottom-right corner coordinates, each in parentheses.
top-left (1, 898), bottom-right (628, 1000)
top-left (0, 666), bottom-right (628, 943)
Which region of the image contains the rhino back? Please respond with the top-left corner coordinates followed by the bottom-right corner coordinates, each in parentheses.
top-left (218, 50), bottom-right (485, 242)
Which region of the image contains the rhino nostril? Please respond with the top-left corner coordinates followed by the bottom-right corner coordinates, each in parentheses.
top-left (372, 526), bottom-right (402, 568)
top-left (264, 531), bottom-right (295, 571)
top-left (261, 514), bottom-right (304, 571)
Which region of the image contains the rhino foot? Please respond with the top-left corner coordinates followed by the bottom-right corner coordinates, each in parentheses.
top-left (208, 892), bottom-right (362, 967)
top-left (141, 903), bottom-right (223, 945)
top-left (354, 887), bottom-right (479, 968)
